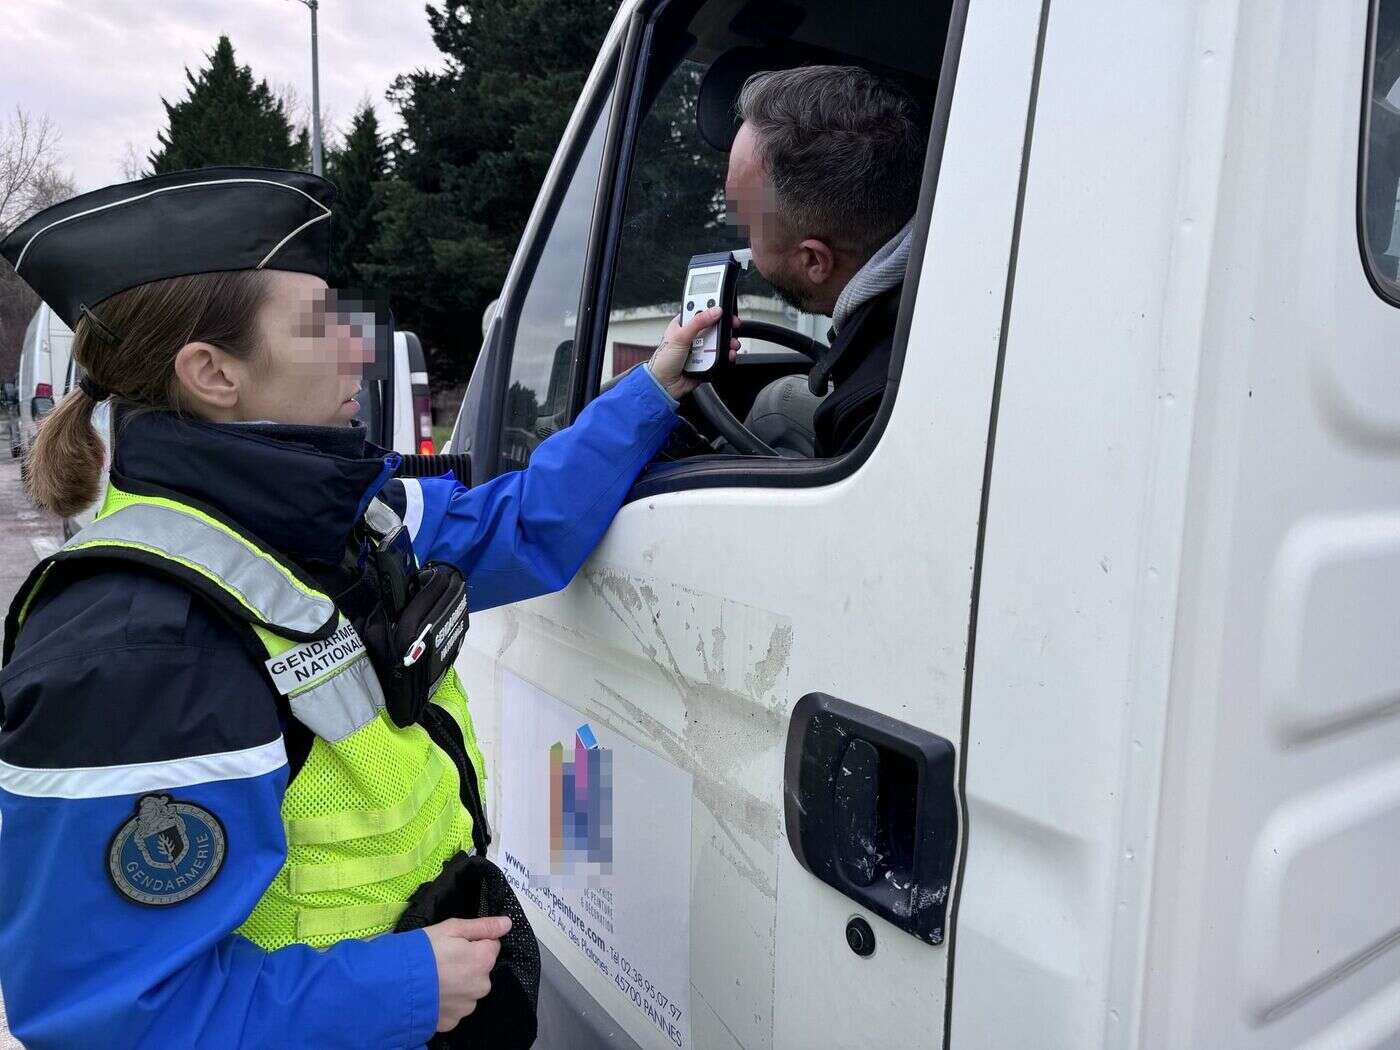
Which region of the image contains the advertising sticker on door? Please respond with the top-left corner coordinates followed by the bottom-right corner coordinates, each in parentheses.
top-left (499, 671), bottom-right (693, 1049)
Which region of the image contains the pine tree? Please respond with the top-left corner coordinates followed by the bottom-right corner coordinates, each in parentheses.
top-left (370, 0), bottom-right (616, 386)
top-left (325, 102), bottom-right (389, 289)
top-left (148, 36), bottom-right (310, 174)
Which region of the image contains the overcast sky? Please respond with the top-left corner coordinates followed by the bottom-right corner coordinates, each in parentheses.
top-left (0, 0), bottom-right (449, 192)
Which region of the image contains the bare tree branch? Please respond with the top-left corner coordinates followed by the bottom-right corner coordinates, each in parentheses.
top-left (0, 108), bottom-right (71, 238)
top-left (271, 78), bottom-right (306, 126)
top-left (271, 79), bottom-right (336, 155)
top-left (119, 141), bottom-right (147, 182)
top-left (0, 107), bottom-right (74, 382)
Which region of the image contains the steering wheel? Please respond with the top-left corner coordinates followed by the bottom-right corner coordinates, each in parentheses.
top-left (692, 320), bottom-right (824, 457)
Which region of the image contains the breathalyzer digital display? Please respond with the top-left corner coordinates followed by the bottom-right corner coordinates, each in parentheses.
top-left (681, 250), bottom-right (741, 378)
top-left (687, 272), bottom-right (722, 295)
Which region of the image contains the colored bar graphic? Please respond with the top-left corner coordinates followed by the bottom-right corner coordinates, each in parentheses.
top-left (549, 740), bottom-right (563, 857)
top-left (549, 723), bottom-right (613, 875)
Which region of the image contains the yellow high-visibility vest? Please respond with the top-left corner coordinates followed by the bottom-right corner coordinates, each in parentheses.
top-left (15, 483), bottom-right (487, 949)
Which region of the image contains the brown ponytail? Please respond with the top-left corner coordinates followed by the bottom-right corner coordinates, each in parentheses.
top-left (26, 270), bottom-right (271, 518)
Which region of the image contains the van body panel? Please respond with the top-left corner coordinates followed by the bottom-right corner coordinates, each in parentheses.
top-left (1140, 2), bottom-right (1400, 1047)
top-left (953, 1), bottom-right (1216, 1046)
top-left (453, 0), bottom-right (1399, 1046)
top-left (955, 1), bottom-right (1400, 1048)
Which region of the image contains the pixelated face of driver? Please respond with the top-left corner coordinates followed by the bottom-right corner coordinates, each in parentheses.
top-left (725, 122), bottom-right (813, 313)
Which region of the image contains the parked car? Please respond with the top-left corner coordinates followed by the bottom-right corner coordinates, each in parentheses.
top-left (14, 303), bottom-right (72, 458)
top-left (390, 330), bottom-right (435, 455)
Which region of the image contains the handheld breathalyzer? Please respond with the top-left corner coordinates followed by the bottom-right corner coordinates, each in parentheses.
top-left (681, 251), bottom-right (741, 377)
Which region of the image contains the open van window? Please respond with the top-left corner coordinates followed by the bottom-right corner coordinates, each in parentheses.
top-left (585, 0), bottom-right (947, 489)
top-left (455, 2), bottom-right (953, 490)
top-left (599, 55), bottom-right (834, 458)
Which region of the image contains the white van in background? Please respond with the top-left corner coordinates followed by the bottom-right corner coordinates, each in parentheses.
top-left (390, 330), bottom-right (435, 455)
top-left (446, 1), bottom-right (1400, 1048)
top-left (13, 304), bottom-right (72, 458)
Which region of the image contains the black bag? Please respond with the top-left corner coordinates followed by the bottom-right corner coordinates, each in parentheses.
top-left (395, 852), bottom-right (541, 1050)
top-left (363, 562), bottom-right (470, 728)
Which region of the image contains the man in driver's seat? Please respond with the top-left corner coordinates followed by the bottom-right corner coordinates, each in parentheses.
top-left (727, 65), bottom-right (927, 457)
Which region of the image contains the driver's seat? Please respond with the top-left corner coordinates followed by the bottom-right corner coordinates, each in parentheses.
top-left (744, 374), bottom-right (824, 458)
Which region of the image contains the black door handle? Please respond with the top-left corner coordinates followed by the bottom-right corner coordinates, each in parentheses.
top-left (833, 736), bottom-right (881, 886)
top-left (784, 693), bottom-right (958, 945)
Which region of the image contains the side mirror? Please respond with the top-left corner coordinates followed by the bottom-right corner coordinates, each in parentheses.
top-left (31, 396), bottom-right (55, 418)
top-left (543, 339), bottom-right (574, 418)
top-left (481, 298), bottom-right (501, 338)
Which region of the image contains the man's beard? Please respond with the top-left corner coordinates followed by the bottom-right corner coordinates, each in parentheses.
top-left (759, 263), bottom-right (821, 315)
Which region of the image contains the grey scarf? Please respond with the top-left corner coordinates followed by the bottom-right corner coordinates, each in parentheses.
top-left (831, 218), bottom-right (915, 333)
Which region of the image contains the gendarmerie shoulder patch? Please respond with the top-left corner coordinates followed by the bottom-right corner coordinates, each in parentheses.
top-left (264, 622), bottom-right (366, 695)
top-left (107, 794), bottom-right (226, 906)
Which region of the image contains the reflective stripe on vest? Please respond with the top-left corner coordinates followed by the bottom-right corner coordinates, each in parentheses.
top-left (254, 623), bottom-right (386, 743)
top-left (64, 496), bottom-right (336, 635)
top-left (27, 487), bottom-right (481, 951)
top-left (295, 901), bottom-right (410, 941)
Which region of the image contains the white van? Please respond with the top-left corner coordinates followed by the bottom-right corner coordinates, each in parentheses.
top-left (14, 304), bottom-right (73, 457)
top-left (390, 330), bottom-right (435, 455)
top-left (447, 1), bottom-right (1400, 1048)
top-left (354, 329), bottom-right (436, 456)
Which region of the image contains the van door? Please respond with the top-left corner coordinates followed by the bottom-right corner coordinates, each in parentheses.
top-left (451, 2), bottom-right (1050, 1047)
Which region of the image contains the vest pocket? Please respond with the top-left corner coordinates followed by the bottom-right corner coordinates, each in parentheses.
top-left (284, 749), bottom-right (450, 846)
top-left (287, 797), bottom-right (461, 893)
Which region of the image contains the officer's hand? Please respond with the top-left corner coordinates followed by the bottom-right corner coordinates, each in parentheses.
top-left (647, 308), bottom-right (742, 399)
top-left (424, 915), bottom-right (512, 1033)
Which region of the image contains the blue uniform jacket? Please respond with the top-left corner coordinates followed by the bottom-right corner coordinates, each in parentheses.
top-left (0, 366), bottom-right (678, 1049)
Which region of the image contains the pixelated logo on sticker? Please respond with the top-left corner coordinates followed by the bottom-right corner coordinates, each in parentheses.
top-left (549, 723), bottom-right (613, 877)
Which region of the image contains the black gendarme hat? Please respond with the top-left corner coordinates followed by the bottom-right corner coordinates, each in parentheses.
top-left (0, 166), bottom-right (336, 330)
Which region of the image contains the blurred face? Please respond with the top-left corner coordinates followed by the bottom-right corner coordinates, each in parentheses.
top-left (244, 271), bottom-right (376, 425)
top-left (725, 122), bottom-right (844, 315)
top-left (179, 270), bottom-right (378, 426)
top-left (726, 124), bottom-right (789, 285)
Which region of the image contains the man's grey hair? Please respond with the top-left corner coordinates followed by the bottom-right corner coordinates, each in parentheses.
top-left (737, 65), bottom-right (927, 260)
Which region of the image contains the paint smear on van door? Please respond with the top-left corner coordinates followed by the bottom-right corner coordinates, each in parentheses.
top-left (484, 565), bottom-right (793, 1049)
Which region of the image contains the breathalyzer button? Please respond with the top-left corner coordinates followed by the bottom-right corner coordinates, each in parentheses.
top-left (686, 301), bottom-right (694, 311)
top-left (707, 299), bottom-right (716, 308)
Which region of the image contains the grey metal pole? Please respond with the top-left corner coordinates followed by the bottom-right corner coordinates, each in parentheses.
top-left (309, 0), bottom-right (323, 176)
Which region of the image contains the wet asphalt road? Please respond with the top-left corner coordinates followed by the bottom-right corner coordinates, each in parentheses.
top-left (0, 429), bottom-right (61, 650)
top-left (0, 419), bottom-right (59, 1050)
